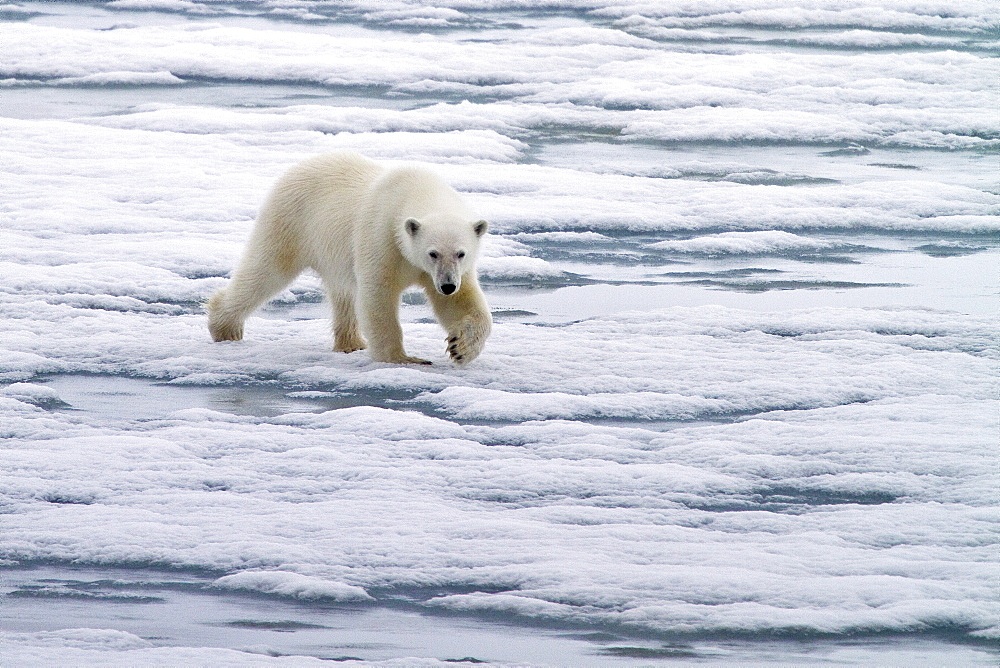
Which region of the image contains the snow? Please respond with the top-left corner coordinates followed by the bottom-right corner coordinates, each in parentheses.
top-left (212, 571), bottom-right (374, 601)
top-left (648, 230), bottom-right (843, 254)
top-left (0, 628), bottom-right (490, 667)
top-left (1, 0), bottom-right (998, 665)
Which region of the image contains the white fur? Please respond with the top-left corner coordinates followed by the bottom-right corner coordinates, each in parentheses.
top-left (208, 152), bottom-right (491, 366)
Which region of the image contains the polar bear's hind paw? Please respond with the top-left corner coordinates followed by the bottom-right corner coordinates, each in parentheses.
top-left (402, 356), bottom-right (433, 365)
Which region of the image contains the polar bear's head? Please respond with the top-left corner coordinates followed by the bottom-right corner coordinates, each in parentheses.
top-left (402, 215), bottom-right (487, 296)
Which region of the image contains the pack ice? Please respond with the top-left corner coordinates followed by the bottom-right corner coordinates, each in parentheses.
top-left (0, 0), bottom-right (998, 665)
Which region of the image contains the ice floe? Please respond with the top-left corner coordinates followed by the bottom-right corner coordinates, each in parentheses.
top-left (1, 0), bottom-right (997, 664)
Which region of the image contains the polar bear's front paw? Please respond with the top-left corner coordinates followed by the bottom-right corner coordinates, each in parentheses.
top-left (446, 318), bottom-right (489, 366)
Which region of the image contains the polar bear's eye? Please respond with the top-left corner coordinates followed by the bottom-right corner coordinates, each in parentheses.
top-left (457, 251), bottom-right (466, 259)
top-left (428, 251), bottom-right (439, 260)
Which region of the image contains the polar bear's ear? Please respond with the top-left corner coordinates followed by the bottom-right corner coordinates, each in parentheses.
top-left (473, 220), bottom-right (488, 237)
top-left (405, 218), bottom-right (421, 236)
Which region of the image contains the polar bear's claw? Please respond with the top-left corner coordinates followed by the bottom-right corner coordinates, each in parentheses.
top-left (446, 318), bottom-right (488, 366)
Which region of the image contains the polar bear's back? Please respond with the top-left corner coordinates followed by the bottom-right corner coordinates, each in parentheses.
top-left (367, 164), bottom-right (471, 222)
top-left (257, 152), bottom-right (384, 276)
top-left (272, 152), bottom-right (383, 224)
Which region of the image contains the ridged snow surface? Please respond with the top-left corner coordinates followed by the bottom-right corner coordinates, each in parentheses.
top-left (1, 0), bottom-right (997, 665)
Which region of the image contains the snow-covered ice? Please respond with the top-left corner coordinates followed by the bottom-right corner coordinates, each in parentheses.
top-left (1, 0), bottom-right (998, 665)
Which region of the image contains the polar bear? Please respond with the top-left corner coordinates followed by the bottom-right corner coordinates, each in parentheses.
top-left (207, 152), bottom-right (491, 366)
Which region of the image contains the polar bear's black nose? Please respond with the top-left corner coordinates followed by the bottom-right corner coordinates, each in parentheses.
top-left (440, 283), bottom-right (457, 295)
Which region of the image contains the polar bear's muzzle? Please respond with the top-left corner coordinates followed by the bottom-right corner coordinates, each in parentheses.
top-left (435, 270), bottom-right (460, 296)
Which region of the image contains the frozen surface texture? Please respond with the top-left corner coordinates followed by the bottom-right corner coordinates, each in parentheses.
top-left (1, 0), bottom-right (998, 665)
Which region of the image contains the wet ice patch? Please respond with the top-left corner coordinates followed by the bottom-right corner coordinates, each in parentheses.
top-left (212, 571), bottom-right (373, 602)
top-left (474, 228), bottom-right (572, 282)
top-left (0, 629), bottom-right (337, 666)
top-left (0, 382), bottom-right (67, 409)
top-left (916, 240), bottom-right (992, 257)
top-left (597, 1), bottom-right (1000, 35)
top-left (649, 231), bottom-right (848, 255)
top-left (421, 387), bottom-right (737, 422)
top-left (587, 160), bottom-right (840, 186)
top-left (54, 71), bottom-right (185, 86)
top-left (510, 232), bottom-right (614, 243)
top-left (477, 256), bottom-right (567, 283)
top-left (2, 628), bottom-right (155, 652)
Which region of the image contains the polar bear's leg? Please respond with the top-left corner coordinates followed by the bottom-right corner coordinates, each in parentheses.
top-left (330, 292), bottom-right (366, 353)
top-left (423, 274), bottom-right (492, 366)
top-left (207, 251), bottom-right (303, 342)
top-left (357, 282), bottom-right (431, 365)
